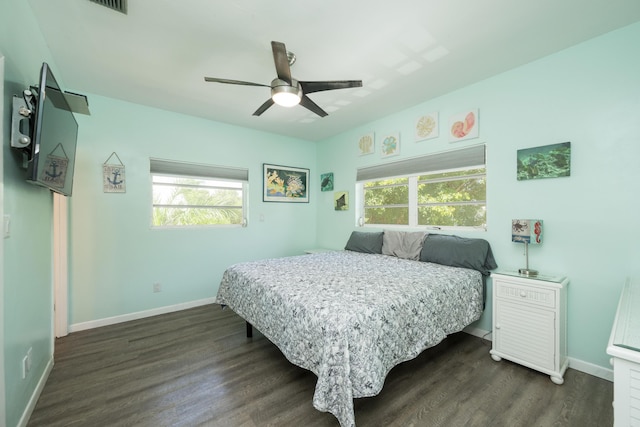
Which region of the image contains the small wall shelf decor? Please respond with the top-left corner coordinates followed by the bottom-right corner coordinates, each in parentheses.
top-left (320, 172), bottom-right (334, 192)
top-left (449, 109), bottom-right (478, 142)
top-left (263, 163), bottom-right (309, 203)
top-left (517, 142), bottom-right (571, 180)
top-left (415, 112), bottom-right (439, 141)
top-left (381, 133), bottom-right (400, 158)
top-left (102, 152), bottom-right (126, 193)
top-left (358, 133), bottom-right (375, 156)
top-left (334, 191), bottom-right (349, 210)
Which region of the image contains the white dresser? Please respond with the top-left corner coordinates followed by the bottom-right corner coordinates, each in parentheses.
top-left (490, 272), bottom-right (569, 384)
top-left (607, 277), bottom-right (640, 427)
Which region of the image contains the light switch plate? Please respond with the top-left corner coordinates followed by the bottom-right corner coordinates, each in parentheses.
top-left (3, 215), bottom-right (9, 238)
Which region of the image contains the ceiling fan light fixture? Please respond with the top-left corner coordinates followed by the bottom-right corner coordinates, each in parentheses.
top-left (204, 42), bottom-right (362, 117)
top-left (271, 83), bottom-right (302, 107)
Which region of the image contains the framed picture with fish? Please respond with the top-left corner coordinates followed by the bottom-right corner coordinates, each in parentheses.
top-left (517, 142), bottom-right (571, 181)
top-left (263, 163), bottom-right (309, 203)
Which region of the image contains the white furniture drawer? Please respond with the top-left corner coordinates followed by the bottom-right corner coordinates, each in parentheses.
top-left (495, 281), bottom-right (556, 309)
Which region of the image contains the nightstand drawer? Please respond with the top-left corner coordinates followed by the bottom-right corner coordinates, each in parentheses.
top-left (495, 281), bottom-right (556, 309)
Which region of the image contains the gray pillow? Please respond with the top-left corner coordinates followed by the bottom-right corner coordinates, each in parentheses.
top-left (381, 230), bottom-right (426, 260)
top-left (344, 231), bottom-right (384, 254)
top-left (420, 234), bottom-right (497, 275)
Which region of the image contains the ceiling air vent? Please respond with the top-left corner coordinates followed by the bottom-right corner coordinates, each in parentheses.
top-left (89, 0), bottom-right (127, 14)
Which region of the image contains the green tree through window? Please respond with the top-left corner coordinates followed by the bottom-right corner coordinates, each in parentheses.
top-left (361, 167), bottom-right (486, 228)
top-left (152, 176), bottom-right (245, 227)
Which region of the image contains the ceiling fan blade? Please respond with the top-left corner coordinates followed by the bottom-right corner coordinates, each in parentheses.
top-left (300, 95), bottom-right (328, 117)
top-left (204, 77), bottom-right (269, 87)
top-left (300, 80), bottom-right (363, 94)
top-left (253, 98), bottom-right (275, 116)
top-left (271, 41), bottom-right (292, 85)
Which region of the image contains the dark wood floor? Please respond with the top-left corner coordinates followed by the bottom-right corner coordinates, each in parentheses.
top-left (27, 304), bottom-right (613, 427)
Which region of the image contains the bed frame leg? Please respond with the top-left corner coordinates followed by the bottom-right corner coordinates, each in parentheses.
top-left (246, 322), bottom-right (253, 338)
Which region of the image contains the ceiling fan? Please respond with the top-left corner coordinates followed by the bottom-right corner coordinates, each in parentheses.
top-left (204, 41), bottom-right (363, 117)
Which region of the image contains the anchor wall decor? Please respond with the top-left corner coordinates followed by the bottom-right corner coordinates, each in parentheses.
top-left (103, 152), bottom-right (126, 193)
top-left (40, 143), bottom-right (69, 190)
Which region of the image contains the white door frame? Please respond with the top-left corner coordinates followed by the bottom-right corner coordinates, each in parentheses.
top-left (53, 192), bottom-right (69, 338)
top-left (0, 52), bottom-right (8, 427)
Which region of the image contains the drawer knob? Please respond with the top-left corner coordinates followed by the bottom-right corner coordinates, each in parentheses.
top-left (520, 291), bottom-right (527, 297)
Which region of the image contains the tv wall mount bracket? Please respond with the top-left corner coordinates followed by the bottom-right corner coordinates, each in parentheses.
top-left (11, 89), bottom-right (36, 151)
top-left (11, 87), bottom-right (90, 153)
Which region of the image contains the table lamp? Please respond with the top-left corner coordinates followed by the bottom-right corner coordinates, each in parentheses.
top-left (512, 219), bottom-right (543, 276)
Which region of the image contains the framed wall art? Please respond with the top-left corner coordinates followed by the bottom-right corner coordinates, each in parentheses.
top-left (517, 142), bottom-right (571, 180)
top-left (102, 151), bottom-right (126, 193)
top-left (320, 172), bottom-right (334, 191)
top-left (381, 132), bottom-right (400, 158)
top-left (334, 191), bottom-right (349, 211)
top-left (263, 163), bottom-right (309, 203)
top-left (358, 132), bottom-right (375, 156)
top-left (449, 109), bottom-right (479, 142)
top-left (415, 112), bottom-right (439, 141)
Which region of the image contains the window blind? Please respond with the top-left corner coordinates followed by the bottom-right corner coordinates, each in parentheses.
top-left (150, 158), bottom-right (248, 182)
top-left (356, 144), bottom-right (485, 182)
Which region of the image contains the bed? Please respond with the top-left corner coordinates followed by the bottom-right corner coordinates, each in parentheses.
top-left (215, 231), bottom-right (497, 427)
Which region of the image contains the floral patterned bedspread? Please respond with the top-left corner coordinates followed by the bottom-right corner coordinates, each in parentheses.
top-left (215, 251), bottom-right (483, 427)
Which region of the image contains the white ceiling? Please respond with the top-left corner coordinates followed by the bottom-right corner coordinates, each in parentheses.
top-left (26, 0), bottom-right (640, 141)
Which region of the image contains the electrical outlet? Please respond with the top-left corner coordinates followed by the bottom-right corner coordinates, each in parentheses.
top-left (153, 282), bottom-right (161, 293)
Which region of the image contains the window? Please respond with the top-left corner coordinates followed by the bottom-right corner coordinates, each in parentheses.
top-left (356, 145), bottom-right (486, 229)
top-left (150, 158), bottom-right (248, 227)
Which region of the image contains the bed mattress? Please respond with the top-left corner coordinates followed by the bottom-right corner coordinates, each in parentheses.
top-left (215, 250), bottom-right (483, 426)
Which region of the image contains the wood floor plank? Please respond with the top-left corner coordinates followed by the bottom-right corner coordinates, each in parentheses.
top-left (27, 305), bottom-right (612, 426)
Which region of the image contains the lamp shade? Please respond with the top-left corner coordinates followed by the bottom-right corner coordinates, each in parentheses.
top-left (271, 83), bottom-right (302, 107)
top-left (512, 219), bottom-right (543, 245)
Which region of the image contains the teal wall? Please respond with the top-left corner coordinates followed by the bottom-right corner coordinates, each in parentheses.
top-left (2, 0), bottom-right (640, 424)
top-left (70, 96), bottom-right (317, 324)
top-left (316, 22), bottom-right (640, 370)
top-left (1, 1), bottom-right (61, 426)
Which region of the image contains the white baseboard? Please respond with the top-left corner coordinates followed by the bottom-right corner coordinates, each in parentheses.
top-left (463, 325), bottom-right (493, 341)
top-left (568, 357), bottom-right (613, 382)
top-left (18, 357), bottom-right (53, 427)
top-left (69, 297), bottom-right (217, 333)
top-left (462, 327), bottom-right (613, 382)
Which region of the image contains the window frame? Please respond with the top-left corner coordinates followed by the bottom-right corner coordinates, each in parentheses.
top-left (355, 145), bottom-right (487, 231)
top-left (149, 158), bottom-right (249, 229)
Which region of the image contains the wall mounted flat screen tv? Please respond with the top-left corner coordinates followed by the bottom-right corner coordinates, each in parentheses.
top-left (26, 62), bottom-right (79, 196)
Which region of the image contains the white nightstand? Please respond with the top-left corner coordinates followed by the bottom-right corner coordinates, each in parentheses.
top-left (490, 271), bottom-right (569, 384)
